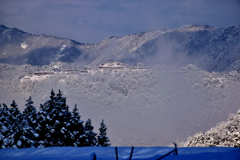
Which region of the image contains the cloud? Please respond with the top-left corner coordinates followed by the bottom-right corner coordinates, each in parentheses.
top-left (0, 0), bottom-right (239, 43)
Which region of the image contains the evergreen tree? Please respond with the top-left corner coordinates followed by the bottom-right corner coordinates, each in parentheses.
top-left (69, 104), bottom-right (85, 146)
top-left (0, 103), bottom-right (12, 149)
top-left (9, 100), bottom-right (21, 120)
top-left (84, 118), bottom-right (97, 146)
top-left (22, 96), bottom-right (38, 147)
top-left (1, 101), bottom-right (35, 148)
top-left (39, 90), bottom-right (57, 147)
top-left (7, 101), bottom-right (22, 148)
top-left (35, 104), bottom-right (48, 148)
top-left (52, 90), bottom-right (72, 146)
top-left (10, 117), bottom-right (35, 148)
top-left (23, 96), bottom-right (37, 129)
top-left (97, 120), bottom-right (111, 146)
top-left (36, 89), bottom-right (72, 147)
top-left (13, 100), bottom-right (36, 148)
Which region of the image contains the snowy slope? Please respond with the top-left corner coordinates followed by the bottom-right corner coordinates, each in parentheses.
top-left (1, 63), bottom-right (240, 147)
top-left (0, 147), bottom-right (240, 160)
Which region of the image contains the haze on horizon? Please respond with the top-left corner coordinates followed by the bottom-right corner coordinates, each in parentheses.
top-left (0, 0), bottom-right (240, 43)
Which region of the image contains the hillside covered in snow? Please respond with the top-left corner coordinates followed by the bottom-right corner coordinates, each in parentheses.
top-left (0, 25), bottom-right (240, 147)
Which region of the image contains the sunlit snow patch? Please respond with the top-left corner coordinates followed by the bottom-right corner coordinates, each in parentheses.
top-left (20, 72), bottom-right (55, 82)
top-left (60, 44), bottom-right (72, 52)
top-left (60, 45), bottom-right (66, 52)
top-left (21, 42), bottom-right (27, 49)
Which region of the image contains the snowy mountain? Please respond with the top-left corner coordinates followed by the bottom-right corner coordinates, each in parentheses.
top-left (0, 25), bottom-right (240, 147)
top-left (1, 24), bottom-right (240, 72)
top-left (0, 25), bottom-right (86, 66)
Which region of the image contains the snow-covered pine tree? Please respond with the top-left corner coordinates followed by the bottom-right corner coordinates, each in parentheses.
top-left (45, 89), bottom-right (56, 113)
top-left (11, 100), bottom-right (37, 148)
top-left (68, 104), bottom-right (85, 146)
top-left (84, 118), bottom-right (97, 146)
top-left (0, 101), bottom-right (35, 148)
top-left (22, 96), bottom-right (39, 147)
top-left (23, 96), bottom-right (37, 129)
top-left (97, 120), bottom-right (110, 146)
top-left (56, 90), bottom-right (73, 146)
top-left (38, 89), bottom-right (57, 147)
top-left (10, 117), bottom-right (36, 148)
top-left (0, 103), bottom-right (12, 149)
top-left (9, 100), bottom-right (21, 121)
top-left (35, 104), bottom-right (48, 148)
top-left (36, 89), bottom-right (72, 147)
top-left (7, 101), bottom-right (22, 148)
top-left (51, 90), bottom-right (72, 146)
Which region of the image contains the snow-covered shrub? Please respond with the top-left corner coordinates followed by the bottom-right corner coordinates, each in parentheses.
top-left (185, 109), bottom-right (240, 147)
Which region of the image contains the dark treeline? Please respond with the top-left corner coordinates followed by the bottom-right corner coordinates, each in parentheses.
top-left (0, 89), bottom-right (110, 149)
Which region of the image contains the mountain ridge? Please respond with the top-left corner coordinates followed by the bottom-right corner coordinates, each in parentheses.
top-left (1, 24), bottom-right (240, 72)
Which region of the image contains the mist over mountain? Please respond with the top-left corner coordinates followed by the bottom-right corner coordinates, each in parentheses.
top-left (0, 24), bottom-right (240, 147)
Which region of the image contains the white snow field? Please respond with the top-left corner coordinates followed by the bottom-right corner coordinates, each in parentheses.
top-left (0, 147), bottom-right (240, 160)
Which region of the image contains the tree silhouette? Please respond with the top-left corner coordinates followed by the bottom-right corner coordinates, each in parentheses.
top-left (97, 120), bottom-right (110, 146)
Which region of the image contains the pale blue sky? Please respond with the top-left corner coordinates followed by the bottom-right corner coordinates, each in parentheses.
top-left (0, 0), bottom-right (240, 43)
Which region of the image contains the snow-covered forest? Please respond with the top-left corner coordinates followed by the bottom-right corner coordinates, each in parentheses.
top-left (0, 89), bottom-right (110, 149)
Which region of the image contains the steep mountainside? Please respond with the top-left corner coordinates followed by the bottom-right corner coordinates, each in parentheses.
top-left (136, 25), bottom-right (240, 72)
top-left (0, 25), bottom-right (86, 66)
